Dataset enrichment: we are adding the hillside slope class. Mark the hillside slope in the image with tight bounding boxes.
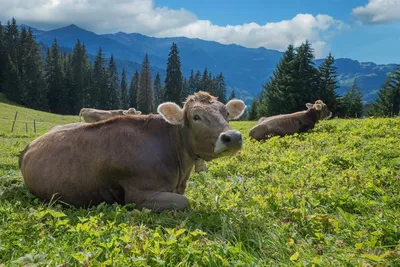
[0,93,77,137]
[0,99,399,265]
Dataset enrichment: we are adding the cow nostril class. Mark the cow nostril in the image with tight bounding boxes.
[221,134,231,143]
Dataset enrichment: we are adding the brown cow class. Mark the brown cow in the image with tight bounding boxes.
[123,108,142,115]
[50,122,208,174]
[79,108,125,123]
[249,100,331,141]
[19,92,246,212]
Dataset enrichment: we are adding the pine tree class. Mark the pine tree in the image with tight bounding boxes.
[318,52,340,114]
[201,68,211,93]
[5,18,19,64]
[46,39,66,114]
[292,41,319,110]
[93,48,108,109]
[70,40,90,112]
[120,68,129,109]
[3,18,21,102]
[371,68,400,117]
[22,28,47,110]
[248,98,259,121]
[0,21,5,92]
[194,70,201,92]
[153,72,162,108]
[215,73,227,103]
[259,44,296,116]
[137,54,154,113]
[64,52,74,114]
[186,69,196,96]
[108,55,120,109]
[129,70,139,108]
[342,79,363,118]
[229,90,236,100]
[164,42,183,104]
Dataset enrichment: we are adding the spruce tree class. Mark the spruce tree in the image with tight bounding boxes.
[129,70,139,108]
[137,54,154,113]
[318,52,340,114]
[93,48,108,109]
[153,72,162,108]
[186,69,196,96]
[371,68,400,117]
[342,79,364,118]
[5,18,19,64]
[248,98,259,121]
[201,68,211,93]
[292,41,319,110]
[229,90,236,100]
[108,55,120,109]
[164,42,183,104]
[46,39,66,114]
[64,52,74,114]
[3,19,21,102]
[70,40,90,112]
[0,21,5,92]
[215,73,227,103]
[120,68,129,109]
[194,70,201,92]
[259,44,296,116]
[22,28,47,110]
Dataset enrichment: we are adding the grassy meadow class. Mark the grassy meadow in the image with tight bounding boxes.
[0,95,399,266]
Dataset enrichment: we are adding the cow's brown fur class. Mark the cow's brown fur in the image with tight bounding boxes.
[249,100,331,141]
[19,92,245,212]
[79,108,125,123]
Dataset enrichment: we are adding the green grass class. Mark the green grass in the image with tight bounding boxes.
[0,98,399,266]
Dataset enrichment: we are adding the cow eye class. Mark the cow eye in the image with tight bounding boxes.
[227,112,230,117]
[193,115,201,121]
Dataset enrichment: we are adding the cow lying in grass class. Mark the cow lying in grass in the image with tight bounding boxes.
[249,100,331,141]
[79,107,142,123]
[19,92,246,212]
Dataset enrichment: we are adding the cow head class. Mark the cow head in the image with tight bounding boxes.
[123,108,142,115]
[158,91,246,161]
[306,100,332,120]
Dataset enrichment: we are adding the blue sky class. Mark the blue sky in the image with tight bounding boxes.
[154,0,400,64]
[1,0,399,64]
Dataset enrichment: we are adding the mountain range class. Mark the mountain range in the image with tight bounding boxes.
[27,24,398,104]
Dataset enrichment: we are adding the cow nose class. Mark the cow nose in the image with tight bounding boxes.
[221,130,242,146]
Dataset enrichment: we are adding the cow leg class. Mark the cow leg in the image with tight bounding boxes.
[194,159,208,173]
[131,191,189,213]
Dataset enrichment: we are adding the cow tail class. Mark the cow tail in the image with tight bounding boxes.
[18,143,30,169]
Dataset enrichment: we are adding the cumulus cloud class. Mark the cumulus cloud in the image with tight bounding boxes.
[0,0,344,57]
[352,0,400,24]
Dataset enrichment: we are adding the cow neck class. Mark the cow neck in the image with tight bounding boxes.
[180,125,200,161]
[305,108,318,123]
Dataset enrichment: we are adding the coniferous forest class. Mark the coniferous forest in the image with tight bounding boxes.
[0,19,227,115]
[0,19,399,117]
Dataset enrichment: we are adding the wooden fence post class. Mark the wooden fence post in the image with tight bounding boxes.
[26,122,28,133]
[11,111,18,132]
[34,120,36,133]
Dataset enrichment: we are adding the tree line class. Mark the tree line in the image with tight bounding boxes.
[247,41,400,120]
[0,18,227,115]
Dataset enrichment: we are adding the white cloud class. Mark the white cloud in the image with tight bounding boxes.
[352,0,400,24]
[0,0,344,57]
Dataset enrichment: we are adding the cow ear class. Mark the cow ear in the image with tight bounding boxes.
[226,99,246,120]
[158,102,184,125]
[306,103,313,109]
[314,104,322,110]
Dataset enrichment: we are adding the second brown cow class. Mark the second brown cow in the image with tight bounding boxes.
[249,100,331,141]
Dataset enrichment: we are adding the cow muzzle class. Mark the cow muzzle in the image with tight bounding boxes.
[214,130,243,154]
